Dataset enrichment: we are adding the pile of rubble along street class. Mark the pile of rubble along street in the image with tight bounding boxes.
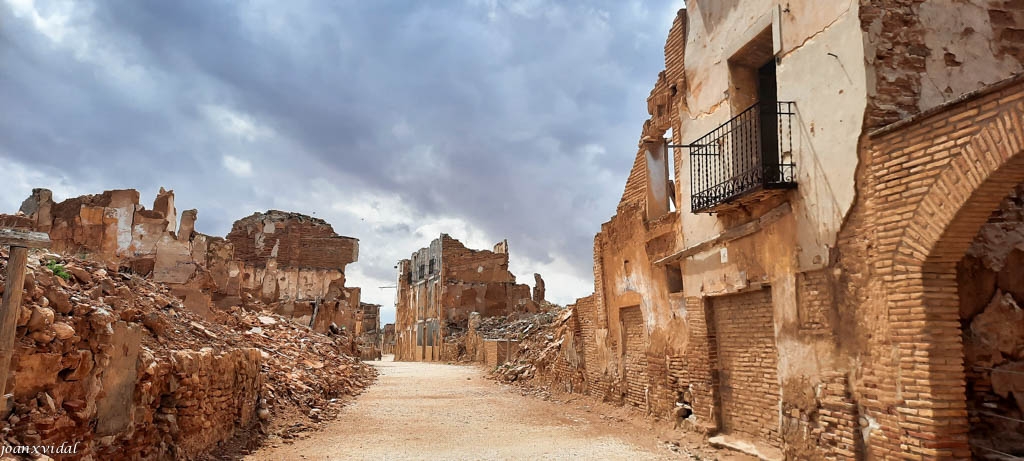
[488,304,587,393]
[0,249,375,459]
[475,303,560,341]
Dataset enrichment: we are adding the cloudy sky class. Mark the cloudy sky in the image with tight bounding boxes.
[1,0,680,324]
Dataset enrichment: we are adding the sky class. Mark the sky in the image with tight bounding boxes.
[0,0,681,325]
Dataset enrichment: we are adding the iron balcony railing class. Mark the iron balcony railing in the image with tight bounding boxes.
[688,101,796,213]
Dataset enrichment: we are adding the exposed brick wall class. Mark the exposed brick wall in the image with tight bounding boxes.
[859,0,928,129]
[835,76,1024,458]
[482,339,519,368]
[620,306,649,411]
[575,294,611,398]
[797,269,835,332]
[645,352,674,416]
[991,2,1024,63]
[592,235,607,329]
[710,289,781,448]
[814,373,860,460]
[521,305,588,394]
[663,9,686,93]
[226,211,357,270]
[440,235,515,284]
[663,297,718,430]
[11,335,262,460]
[860,0,1024,130]
[617,153,649,211]
[572,296,598,384]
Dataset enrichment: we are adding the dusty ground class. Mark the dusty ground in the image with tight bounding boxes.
[246,356,751,460]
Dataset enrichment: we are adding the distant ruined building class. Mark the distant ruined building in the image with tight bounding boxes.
[381,323,396,356]
[8,188,370,337]
[525,2,1024,459]
[393,234,540,362]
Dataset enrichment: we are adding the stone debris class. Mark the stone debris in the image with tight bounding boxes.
[8,188,370,342]
[0,250,375,460]
[484,304,587,395]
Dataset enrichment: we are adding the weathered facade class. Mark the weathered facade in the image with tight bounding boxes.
[393,235,538,362]
[12,189,363,334]
[381,323,396,356]
[354,302,382,360]
[223,210,361,332]
[0,246,374,460]
[553,3,1024,459]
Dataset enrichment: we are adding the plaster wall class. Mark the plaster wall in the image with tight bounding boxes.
[679,1,865,272]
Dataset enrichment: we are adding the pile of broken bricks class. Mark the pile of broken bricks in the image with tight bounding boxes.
[0,249,375,459]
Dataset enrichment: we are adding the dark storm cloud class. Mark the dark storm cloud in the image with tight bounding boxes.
[0,0,678,314]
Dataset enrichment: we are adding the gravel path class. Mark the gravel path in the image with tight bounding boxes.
[245,357,708,460]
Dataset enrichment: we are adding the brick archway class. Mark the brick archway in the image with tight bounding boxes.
[865,86,1024,458]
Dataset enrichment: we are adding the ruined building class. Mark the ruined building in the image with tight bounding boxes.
[12,189,363,335]
[381,323,396,355]
[223,210,361,331]
[354,302,382,360]
[538,2,1024,460]
[393,235,538,361]
[0,191,375,459]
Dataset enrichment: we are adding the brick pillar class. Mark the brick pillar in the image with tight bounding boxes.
[886,263,970,459]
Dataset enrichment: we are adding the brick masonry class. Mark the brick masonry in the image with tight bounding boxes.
[393,234,535,362]
[504,7,1024,459]
[620,306,648,411]
[226,210,357,270]
[709,289,782,448]
[836,76,1024,458]
[797,269,834,332]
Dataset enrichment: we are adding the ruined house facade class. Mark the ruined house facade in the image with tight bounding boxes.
[354,302,382,360]
[393,235,536,362]
[564,2,1024,459]
[382,323,396,355]
[12,189,363,335]
[223,210,361,330]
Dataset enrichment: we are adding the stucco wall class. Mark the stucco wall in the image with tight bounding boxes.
[678,0,864,271]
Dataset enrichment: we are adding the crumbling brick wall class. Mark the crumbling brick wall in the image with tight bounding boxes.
[439,235,514,284]
[11,190,365,335]
[491,307,587,394]
[833,75,1024,459]
[544,308,586,394]
[226,210,357,271]
[860,0,1024,130]
[859,0,928,128]
[709,290,782,448]
[796,269,836,332]
[3,259,263,460]
[482,339,519,368]
[394,235,537,362]
[620,306,649,411]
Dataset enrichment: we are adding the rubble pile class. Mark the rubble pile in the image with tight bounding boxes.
[487,305,587,394]
[0,250,375,460]
[474,305,559,341]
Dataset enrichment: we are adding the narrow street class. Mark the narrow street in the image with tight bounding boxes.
[246,358,747,461]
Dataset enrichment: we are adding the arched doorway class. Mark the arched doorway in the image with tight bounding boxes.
[855,81,1024,459]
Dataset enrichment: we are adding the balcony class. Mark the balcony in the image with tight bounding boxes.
[688,101,796,213]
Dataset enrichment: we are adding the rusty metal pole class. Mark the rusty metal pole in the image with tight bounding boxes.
[0,229,51,411]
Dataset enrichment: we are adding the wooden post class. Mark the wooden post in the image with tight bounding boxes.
[0,229,51,412]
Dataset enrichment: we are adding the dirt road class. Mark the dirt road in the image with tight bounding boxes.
[247,357,745,460]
